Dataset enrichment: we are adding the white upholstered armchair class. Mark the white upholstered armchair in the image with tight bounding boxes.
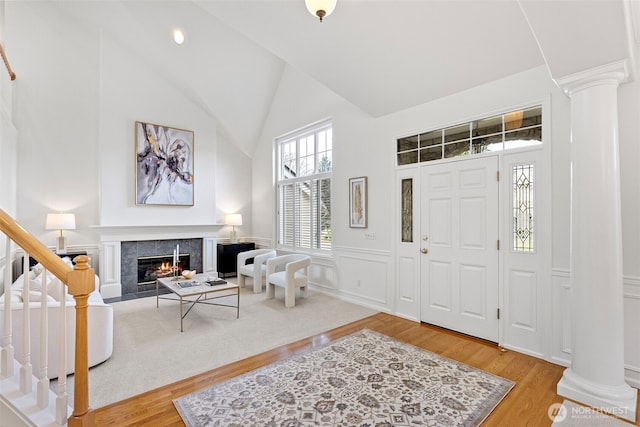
[237,249,277,293]
[266,254,311,308]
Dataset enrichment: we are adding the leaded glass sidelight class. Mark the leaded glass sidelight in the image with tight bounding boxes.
[401,178,413,242]
[512,163,534,252]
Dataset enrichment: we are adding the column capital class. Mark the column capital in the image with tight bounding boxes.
[555,59,630,97]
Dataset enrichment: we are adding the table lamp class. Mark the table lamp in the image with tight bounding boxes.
[225,213,242,243]
[45,213,76,254]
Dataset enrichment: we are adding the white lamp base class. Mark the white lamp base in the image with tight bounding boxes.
[229,229,238,244]
[55,235,67,254]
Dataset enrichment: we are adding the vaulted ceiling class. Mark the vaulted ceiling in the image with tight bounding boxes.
[52,0,639,157]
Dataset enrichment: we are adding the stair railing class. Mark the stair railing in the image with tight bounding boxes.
[0,208,94,426]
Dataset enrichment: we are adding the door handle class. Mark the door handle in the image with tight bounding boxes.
[421,248,428,254]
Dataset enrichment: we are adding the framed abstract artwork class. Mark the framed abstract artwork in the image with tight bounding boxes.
[349,176,367,228]
[135,121,194,206]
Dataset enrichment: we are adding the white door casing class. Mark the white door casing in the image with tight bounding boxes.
[420,156,499,342]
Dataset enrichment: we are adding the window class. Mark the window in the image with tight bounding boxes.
[277,120,332,252]
[401,178,413,242]
[512,163,535,252]
[397,106,542,166]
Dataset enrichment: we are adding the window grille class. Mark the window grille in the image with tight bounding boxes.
[512,163,534,252]
[277,120,332,252]
[397,106,542,166]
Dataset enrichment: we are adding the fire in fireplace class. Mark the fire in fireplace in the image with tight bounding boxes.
[137,254,191,285]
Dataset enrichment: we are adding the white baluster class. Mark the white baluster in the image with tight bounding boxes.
[55,280,68,424]
[37,267,49,408]
[1,238,14,378]
[20,255,32,393]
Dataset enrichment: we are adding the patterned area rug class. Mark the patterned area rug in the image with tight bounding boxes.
[174,329,515,426]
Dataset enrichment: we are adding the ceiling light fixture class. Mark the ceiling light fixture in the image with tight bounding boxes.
[173,30,185,45]
[305,0,337,22]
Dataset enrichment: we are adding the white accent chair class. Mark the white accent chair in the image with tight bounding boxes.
[266,254,311,308]
[237,249,277,293]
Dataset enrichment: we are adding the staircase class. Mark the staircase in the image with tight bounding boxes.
[0,209,94,426]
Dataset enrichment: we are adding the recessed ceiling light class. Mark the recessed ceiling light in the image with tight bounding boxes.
[173,30,185,45]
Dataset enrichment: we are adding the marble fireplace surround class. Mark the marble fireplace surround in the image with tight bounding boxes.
[95,225,218,299]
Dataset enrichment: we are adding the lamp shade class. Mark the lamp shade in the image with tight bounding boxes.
[305,0,337,21]
[45,213,76,230]
[225,214,243,226]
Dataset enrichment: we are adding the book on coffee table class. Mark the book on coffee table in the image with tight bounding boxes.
[176,281,198,288]
[205,278,227,286]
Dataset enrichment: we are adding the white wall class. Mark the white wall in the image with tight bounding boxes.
[4,2,252,249]
[0,0,17,290]
[98,35,218,227]
[618,64,640,278]
[216,132,253,241]
[7,1,100,248]
[617,58,640,385]
[252,65,375,247]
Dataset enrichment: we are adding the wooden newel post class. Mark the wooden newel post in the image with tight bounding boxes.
[66,256,96,427]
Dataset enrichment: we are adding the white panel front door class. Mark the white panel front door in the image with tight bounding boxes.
[420,156,499,342]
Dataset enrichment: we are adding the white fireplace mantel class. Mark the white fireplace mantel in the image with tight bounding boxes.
[94,224,221,299]
[91,224,224,242]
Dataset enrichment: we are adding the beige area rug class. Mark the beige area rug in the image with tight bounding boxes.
[173,328,515,427]
[88,284,377,408]
[551,400,634,426]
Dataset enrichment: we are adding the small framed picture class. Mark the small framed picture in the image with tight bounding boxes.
[349,176,368,228]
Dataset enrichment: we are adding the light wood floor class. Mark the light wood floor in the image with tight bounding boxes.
[94,312,639,426]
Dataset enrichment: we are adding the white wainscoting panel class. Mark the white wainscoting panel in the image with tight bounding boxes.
[333,246,392,312]
[202,237,217,274]
[397,256,417,304]
[624,277,640,388]
[99,241,121,299]
[249,237,273,250]
[551,268,572,367]
[509,269,537,332]
[551,269,640,388]
[395,252,419,320]
[502,267,544,358]
[307,254,337,291]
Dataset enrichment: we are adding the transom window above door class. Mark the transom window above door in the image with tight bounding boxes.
[397,106,542,166]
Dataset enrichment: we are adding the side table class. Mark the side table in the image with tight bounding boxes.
[217,242,255,278]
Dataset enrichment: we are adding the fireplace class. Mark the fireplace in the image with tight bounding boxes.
[137,254,191,285]
[120,238,205,295]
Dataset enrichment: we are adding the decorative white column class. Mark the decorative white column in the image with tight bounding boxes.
[556,61,637,422]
